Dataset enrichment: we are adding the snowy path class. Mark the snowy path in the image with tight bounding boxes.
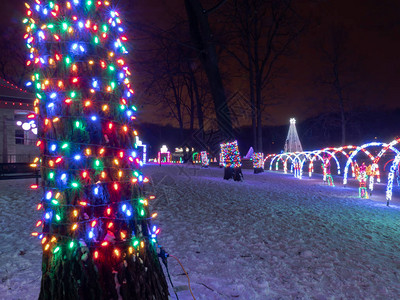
[1,165,400,299]
[149,165,400,299]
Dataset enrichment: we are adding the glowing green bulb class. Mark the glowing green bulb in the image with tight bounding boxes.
[75,121,80,128]
[94,36,99,44]
[55,214,61,221]
[49,172,54,179]
[69,241,74,249]
[94,160,101,169]
[47,24,54,29]
[23,18,28,24]
[133,171,139,177]
[133,240,139,247]
[108,65,115,71]
[65,57,71,65]
[102,25,108,32]
[86,1,92,7]
[140,209,145,216]
[71,182,79,188]
[70,91,76,98]
[49,2,54,8]
[61,143,69,149]
[131,105,137,111]
[120,105,126,110]
[110,82,115,89]
[36,83,41,89]
[62,22,68,31]
[53,246,60,253]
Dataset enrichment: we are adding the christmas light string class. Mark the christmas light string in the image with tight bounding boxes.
[25,0,162,263]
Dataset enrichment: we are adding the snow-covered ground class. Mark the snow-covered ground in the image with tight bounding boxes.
[2,164,400,299]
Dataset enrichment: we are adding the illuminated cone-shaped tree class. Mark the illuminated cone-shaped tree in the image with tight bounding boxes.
[24,1,168,299]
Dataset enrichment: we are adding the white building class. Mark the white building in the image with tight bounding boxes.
[0,78,38,163]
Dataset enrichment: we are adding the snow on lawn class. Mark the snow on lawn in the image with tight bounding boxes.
[2,165,400,299]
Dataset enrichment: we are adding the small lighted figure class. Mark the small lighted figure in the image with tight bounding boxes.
[357,162,369,199]
[322,156,334,186]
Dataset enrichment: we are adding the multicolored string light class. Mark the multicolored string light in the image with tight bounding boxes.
[200,151,209,167]
[25,0,160,262]
[252,152,264,169]
[221,140,241,168]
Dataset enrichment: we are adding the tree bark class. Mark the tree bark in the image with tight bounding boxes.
[185,0,233,139]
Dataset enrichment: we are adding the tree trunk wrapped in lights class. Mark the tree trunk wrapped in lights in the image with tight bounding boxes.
[24,1,168,299]
[200,151,209,168]
[252,152,264,174]
[221,140,242,181]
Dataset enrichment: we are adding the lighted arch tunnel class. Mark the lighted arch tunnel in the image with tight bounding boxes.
[307,149,341,178]
[262,138,400,205]
[343,142,400,190]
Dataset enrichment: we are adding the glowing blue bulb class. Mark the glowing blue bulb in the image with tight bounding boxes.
[50,93,57,99]
[151,234,156,238]
[88,231,94,239]
[29,53,34,59]
[46,191,52,200]
[45,212,50,219]
[91,116,97,121]
[92,80,98,88]
[35,5,40,11]
[122,204,126,212]
[112,21,116,27]
[152,226,156,232]
[38,233,43,239]
[43,8,48,15]
[139,161,143,167]
[74,154,81,160]
[73,0,79,4]
[126,210,131,217]
[72,43,78,50]
[118,27,124,32]
[26,82,32,87]
[111,11,115,17]
[78,22,84,28]
[79,45,85,52]
[131,151,137,157]
[119,72,124,79]
[139,175,143,182]
[50,144,56,151]
[127,91,131,97]
[40,58,45,64]
[94,187,99,195]
[61,174,67,181]
[48,103,54,108]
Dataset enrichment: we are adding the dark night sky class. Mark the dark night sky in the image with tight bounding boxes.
[2,0,400,127]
